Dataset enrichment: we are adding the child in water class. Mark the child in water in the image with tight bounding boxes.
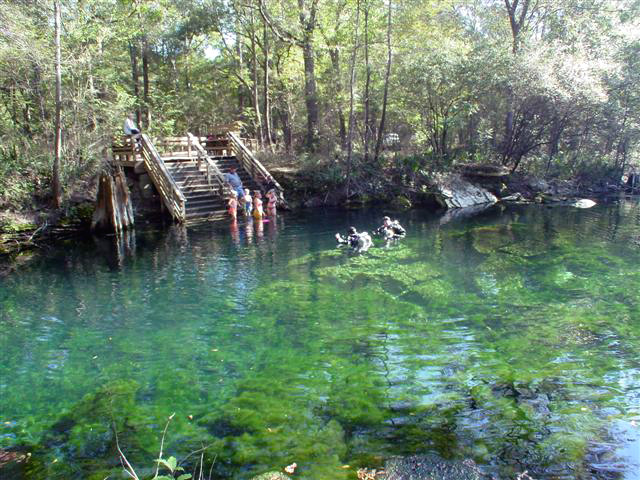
[243,188,252,217]
[265,189,277,217]
[227,190,238,221]
[253,191,264,219]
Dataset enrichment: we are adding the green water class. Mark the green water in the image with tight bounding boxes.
[1,199,639,479]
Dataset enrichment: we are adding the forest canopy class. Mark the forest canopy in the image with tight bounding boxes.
[1,0,639,208]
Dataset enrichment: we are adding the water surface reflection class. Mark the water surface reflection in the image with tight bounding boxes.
[0,198,639,479]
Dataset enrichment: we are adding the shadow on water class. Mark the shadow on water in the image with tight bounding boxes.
[1,198,639,479]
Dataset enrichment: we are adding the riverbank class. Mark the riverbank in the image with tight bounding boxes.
[0,162,630,269]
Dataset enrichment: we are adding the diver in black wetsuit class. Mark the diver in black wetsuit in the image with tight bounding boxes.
[335,227,373,253]
[374,216,406,239]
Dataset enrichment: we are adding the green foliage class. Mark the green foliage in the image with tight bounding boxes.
[2,0,638,210]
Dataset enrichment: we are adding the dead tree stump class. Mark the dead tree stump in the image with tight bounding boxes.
[91,169,134,233]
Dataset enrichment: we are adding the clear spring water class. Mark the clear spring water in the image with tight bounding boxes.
[1,199,639,479]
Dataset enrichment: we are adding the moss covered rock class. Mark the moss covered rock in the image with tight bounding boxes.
[391,195,412,210]
[383,455,483,480]
[251,472,291,480]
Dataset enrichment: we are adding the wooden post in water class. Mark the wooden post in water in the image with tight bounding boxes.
[91,169,135,233]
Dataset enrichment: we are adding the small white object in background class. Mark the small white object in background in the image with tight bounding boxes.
[573,199,596,209]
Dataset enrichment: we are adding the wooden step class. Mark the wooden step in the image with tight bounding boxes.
[184,190,219,199]
[185,207,227,219]
[185,193,223,203]
[170,173,206,181]
[180,185,221,194]
[186,201,224,211]
[160,151,198,159]
[175,179,211,188]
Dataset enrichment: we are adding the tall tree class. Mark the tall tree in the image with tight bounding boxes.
[259,0,320,151]
[373,0,393,164]
[363,0,372,162]
[263,23,275,150]
[52,0,62,208]
[346,0,362,197]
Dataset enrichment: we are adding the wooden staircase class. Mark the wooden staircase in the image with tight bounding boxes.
[164,159,227,221]
[112,132,283,223]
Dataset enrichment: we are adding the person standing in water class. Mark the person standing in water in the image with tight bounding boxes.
[227,190,238,221]
[243,188,253,217]
[252,191,264,219]
[265,189,277,217]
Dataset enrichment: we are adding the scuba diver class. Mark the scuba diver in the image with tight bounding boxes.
[374,216,406,240]
[336,227,373,253]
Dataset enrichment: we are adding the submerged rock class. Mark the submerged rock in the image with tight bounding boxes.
[382,455,484,479]
[251,472,291,480]
[0,449,26,466]
[438,203,496,225]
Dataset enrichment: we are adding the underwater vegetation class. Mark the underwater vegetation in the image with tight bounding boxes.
[0,201,639,478]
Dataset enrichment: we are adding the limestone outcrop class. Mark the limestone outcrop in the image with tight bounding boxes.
[432,174,498,209]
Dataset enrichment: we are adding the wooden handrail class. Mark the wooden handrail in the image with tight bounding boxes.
[227,132,285,203]
[112,135,139,164]
[186,132,230,197]
[139,134,186,222]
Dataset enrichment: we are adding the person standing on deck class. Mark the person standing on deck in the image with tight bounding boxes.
[224,166,245,199]
[123,113,140,137]
[123,113,141,147]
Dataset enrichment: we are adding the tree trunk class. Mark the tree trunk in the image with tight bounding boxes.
[129,42,141,125]
[373,0,392,163]
[91,170,135,233]
[250,21,264,147]
[504,0,530,55]
[236,17,246,119]
[52,0,62,208]
[263,24,274,151]
[278,106,292,154]
[142,36,151,129]
[502,0,530,164]
[329,49,347,150]
[363,1,371,162]
[545,114,566,175]
[298,0,319,151]
[22,102,32,135]
[8,87,20,130]
[346,0,361,198]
